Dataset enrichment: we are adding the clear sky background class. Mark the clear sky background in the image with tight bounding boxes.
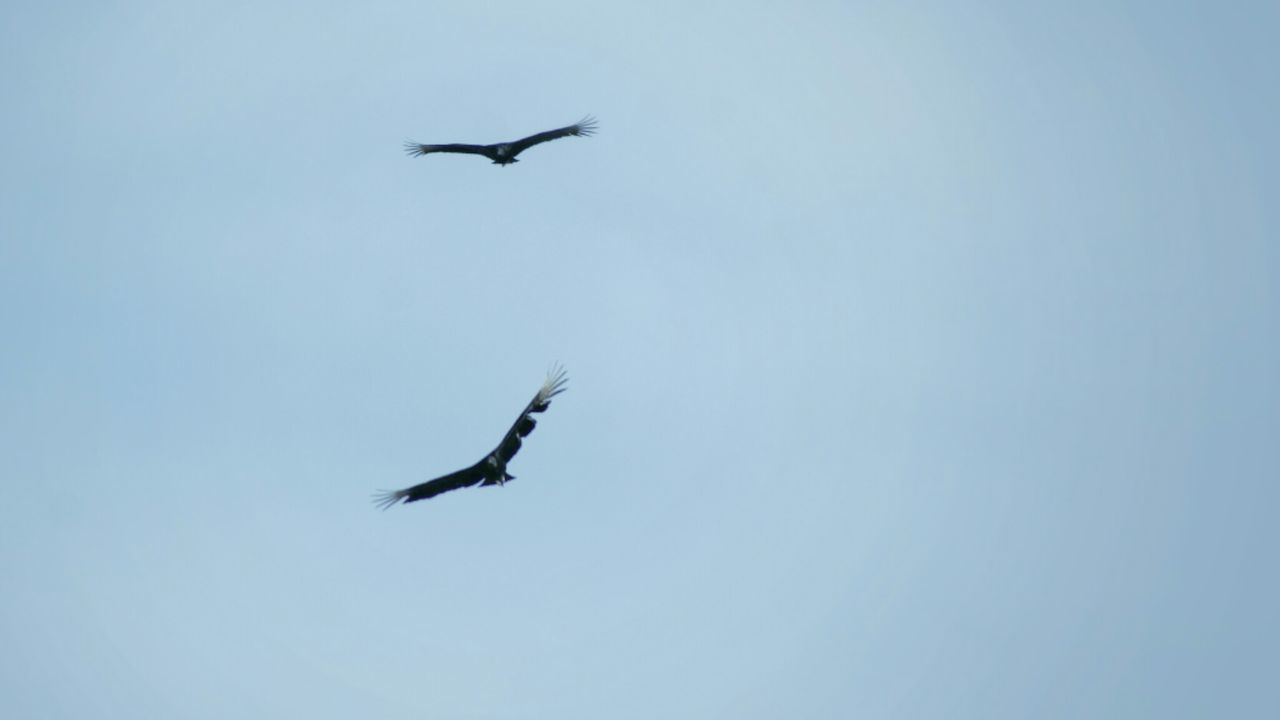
[1,1,1277,718]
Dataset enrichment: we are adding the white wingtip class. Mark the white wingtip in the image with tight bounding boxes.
[538,364,569,404]
[372,489,408,511]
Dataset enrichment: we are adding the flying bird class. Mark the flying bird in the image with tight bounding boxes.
[403,116,597,166]
[373,367,568,509]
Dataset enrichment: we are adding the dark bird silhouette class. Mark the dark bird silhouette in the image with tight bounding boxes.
[373,367,568,509]
[403,116,597,166]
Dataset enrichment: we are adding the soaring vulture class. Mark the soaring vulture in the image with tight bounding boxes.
[403,116,597,166]
[373,367,568,509]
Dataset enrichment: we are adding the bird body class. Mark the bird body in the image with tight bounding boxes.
[404,117,596,165]
[373,367,568,508]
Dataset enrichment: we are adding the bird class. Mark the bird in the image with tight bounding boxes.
[403,116,597,166]
[373,366,568,509]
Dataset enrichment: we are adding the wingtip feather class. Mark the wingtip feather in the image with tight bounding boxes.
[574,115,598,137]
[372,489,408,510]
[539,364,569,403]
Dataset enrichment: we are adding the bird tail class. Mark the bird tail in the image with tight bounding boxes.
[372,488,408,510]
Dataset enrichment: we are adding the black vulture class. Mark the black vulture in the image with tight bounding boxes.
[403,116,597,166]
[373,367,568,509]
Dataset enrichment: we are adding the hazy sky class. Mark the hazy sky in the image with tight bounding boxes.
[2,1,1277,718]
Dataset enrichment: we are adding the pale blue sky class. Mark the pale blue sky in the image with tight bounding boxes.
[1,1,1277,718]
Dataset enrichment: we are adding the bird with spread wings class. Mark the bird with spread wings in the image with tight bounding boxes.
[403,116,596,166]
[373,367,568,509]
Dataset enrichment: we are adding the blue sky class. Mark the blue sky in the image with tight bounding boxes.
[1,1,1277,718]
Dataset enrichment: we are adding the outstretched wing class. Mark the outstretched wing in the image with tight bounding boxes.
[403,141,493,158]
[372,462,486,509]
[508,116,597,155]
[481,365,569,484]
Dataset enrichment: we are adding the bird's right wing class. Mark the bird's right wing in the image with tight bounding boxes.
[403,142,492,158]
[372,462,486,509]
[508,116,597,154]
[491,365,569,466]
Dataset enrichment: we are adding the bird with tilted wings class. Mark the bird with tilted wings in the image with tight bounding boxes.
[373,366,568,509]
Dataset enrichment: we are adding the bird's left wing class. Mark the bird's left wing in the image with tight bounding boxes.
[372,461,487,509]
[403,142,492,158]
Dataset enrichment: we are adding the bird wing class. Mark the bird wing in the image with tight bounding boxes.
[481,365,569,484]
[507,116,597,155]
[403,141,494,158]
[372,462,487,509]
